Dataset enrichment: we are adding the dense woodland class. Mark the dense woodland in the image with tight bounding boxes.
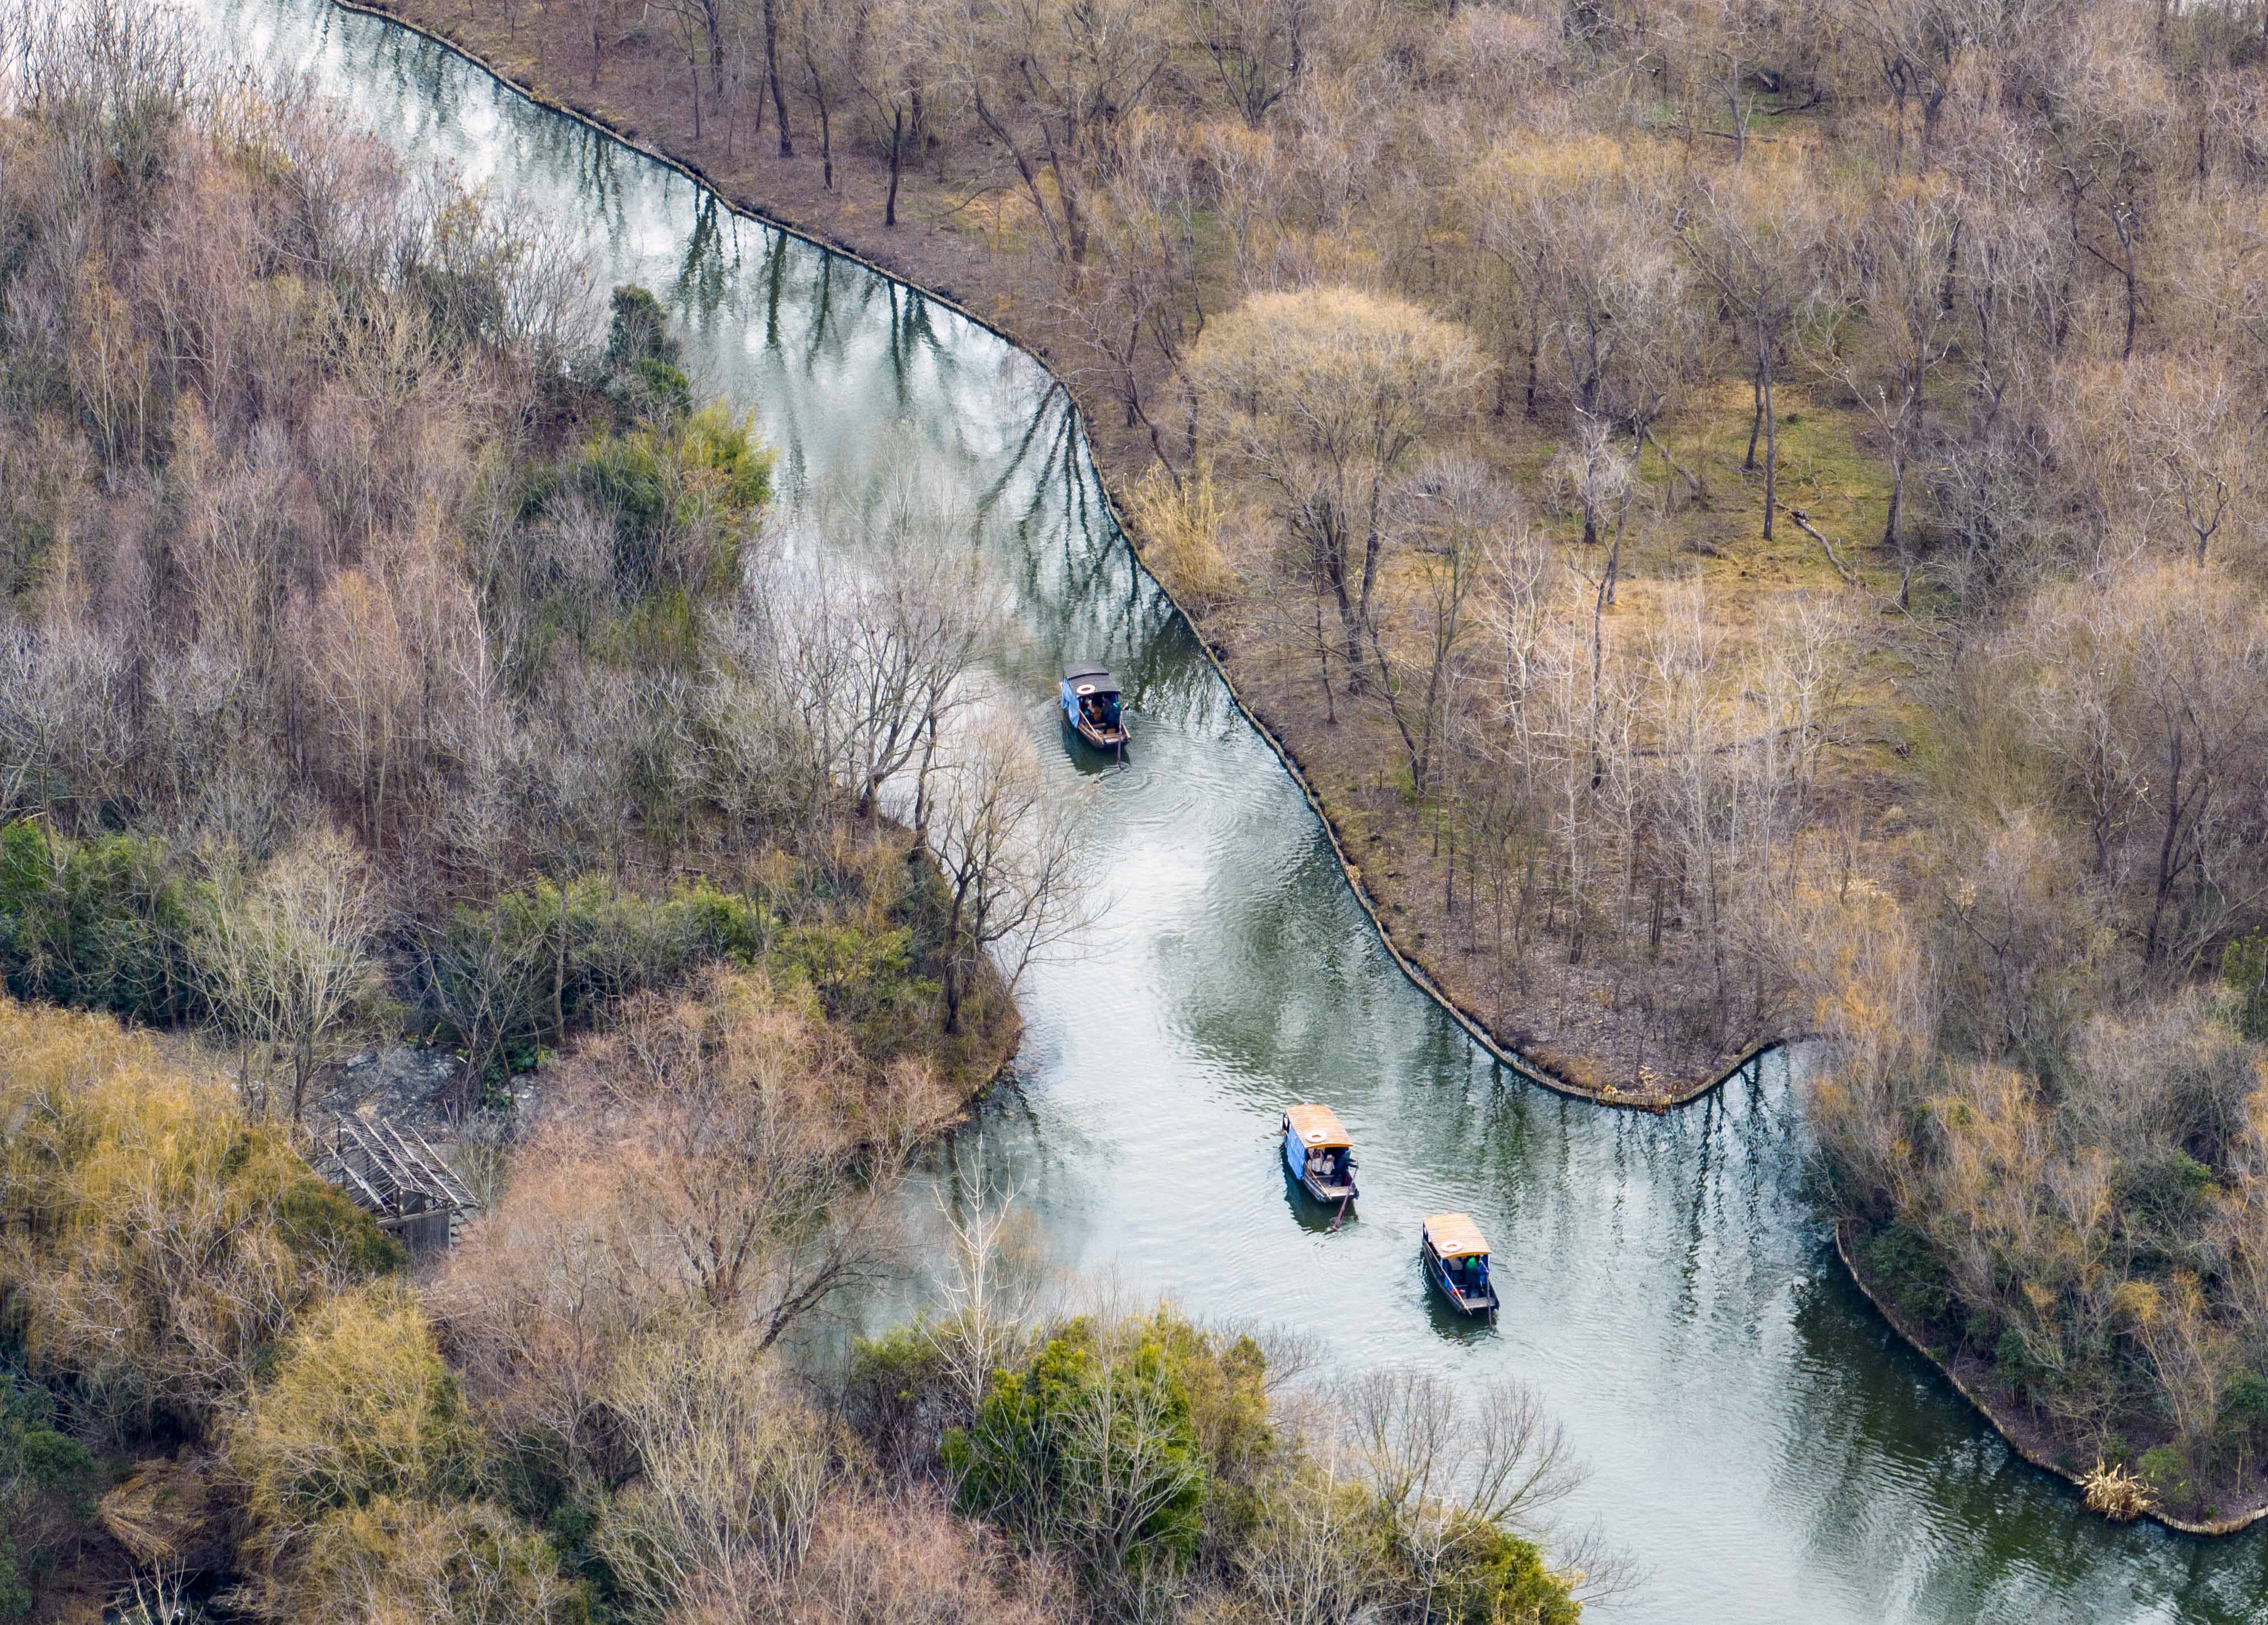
[0,0,1084,1106]
[0,6,1590,1622]
[408,0,2268,1523]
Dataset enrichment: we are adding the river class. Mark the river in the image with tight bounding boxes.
[179,1,2268,1616]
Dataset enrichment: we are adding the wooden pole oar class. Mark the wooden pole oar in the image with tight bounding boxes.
[1330,1188,1351,1232]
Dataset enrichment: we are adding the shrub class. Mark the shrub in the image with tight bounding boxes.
[574,404,770,606]
[228,1284,587,1622]
[1994,1329,2039,1396]
[945,1317,1209,1597]
[0,1000,402,1439]
[2221,932,2268,1040]
[291,1494,590,1625]
[2134,1444,2194,1507]
[2081,1459,2153,1520]
[2218,1371,2268,1484]
[422,878,697,1087]
[0,821,203,1024]
[842,1327,958,1477]
[591,1326,841,1619]
[231,1285,487,1542]
[1423,1510,1582,1625]
[601,283,686,427]
[2113,1149,2219,1242]
[0,1371,98,1620]
[1862,1223,1954,1328]
[773,921,928,1030]
[423,874,793,1091]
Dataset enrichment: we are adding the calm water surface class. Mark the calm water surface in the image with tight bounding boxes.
[183,2,2268,1616]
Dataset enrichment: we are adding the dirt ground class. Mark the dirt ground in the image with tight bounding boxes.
[340,0,1924,1105]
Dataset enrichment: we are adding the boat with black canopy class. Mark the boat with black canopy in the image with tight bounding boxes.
[1060,661,1129,751]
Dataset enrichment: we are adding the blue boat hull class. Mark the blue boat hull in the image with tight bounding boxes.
[1282,1126,1356,1205]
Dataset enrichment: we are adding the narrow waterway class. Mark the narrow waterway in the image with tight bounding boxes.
[184,2,2268,1616]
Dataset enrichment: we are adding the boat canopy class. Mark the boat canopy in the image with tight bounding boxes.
[1423,1212,1489,1260]
[1285,1103,1352,1151]
[1062,660,1121,696]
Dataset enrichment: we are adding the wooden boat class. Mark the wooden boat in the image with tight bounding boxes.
[1060,661,1129,750]
[1420,1213,1497,1316]
[1281,1104,1358,1206]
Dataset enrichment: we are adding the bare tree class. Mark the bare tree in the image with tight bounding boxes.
[923,1171,1050,1419]
[1805,179,1963,601]
[832,0,933,226]
[1192,286,1484,695]
[1184,0,1308,127]
[1679,160,1828,544]
[925,713,1092,1034]
[1072,112,1207,471]
[197,828,383,1123]
[1337,1365,1631,1606]
[1367,457,1514,797]
[956,0,1169,264]
[602,972,932,1347]
[756,486,997,828]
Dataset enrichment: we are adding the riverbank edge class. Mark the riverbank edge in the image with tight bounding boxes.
[938,973,1024,1123]
[302,0,2265,1549]
[318,0,1783,1114]
[1832,1218,2268,1537]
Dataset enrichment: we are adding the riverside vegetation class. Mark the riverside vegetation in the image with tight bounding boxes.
[361,0,2268,1528]
[344,0,2268,1532]
[0,994,1594,1623]
[0,6,1590,1621]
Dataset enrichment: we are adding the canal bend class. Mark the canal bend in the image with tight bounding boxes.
[186,2,2268,1617]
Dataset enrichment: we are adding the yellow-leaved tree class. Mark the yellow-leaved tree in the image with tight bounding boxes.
[0,1000,401,1442]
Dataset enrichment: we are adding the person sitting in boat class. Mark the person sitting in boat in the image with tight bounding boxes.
[1450,1255,1489,1297]
[1082,693,1119,731]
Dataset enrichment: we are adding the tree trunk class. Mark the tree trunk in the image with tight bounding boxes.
[553,883,569,1044]
[1745,351,1765,470]
[885,106,903,226]
[1524,263,1543,418]
[1602,429,1637,605]
[2144,724,2188,967]
[763,0,793,157]
[2116,210,2139,360]
[1759,326,1778,541]
[1320,528,1363,693]
[1885,432,1906,548]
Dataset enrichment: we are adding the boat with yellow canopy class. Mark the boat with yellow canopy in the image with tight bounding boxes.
[1281,1103,1359,1207]
[1420,1212,1496,1316]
